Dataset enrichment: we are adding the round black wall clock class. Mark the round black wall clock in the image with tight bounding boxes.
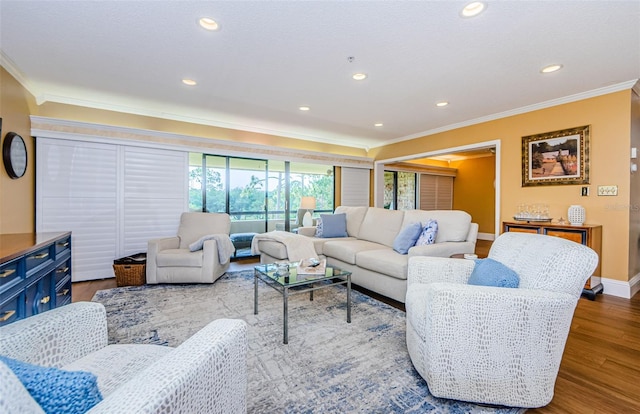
[3,132,28,179]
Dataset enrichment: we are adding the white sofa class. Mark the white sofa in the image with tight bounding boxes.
[255,206,478,302]
[0,302,248,414]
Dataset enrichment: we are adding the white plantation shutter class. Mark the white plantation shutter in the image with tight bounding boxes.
[341,167,370,206]
[419,174,453,210]
[37,139,119,281]
[122,146,187,254]
[37,138,187,281]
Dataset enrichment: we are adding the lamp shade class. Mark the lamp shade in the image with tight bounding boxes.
[300,196,316,210]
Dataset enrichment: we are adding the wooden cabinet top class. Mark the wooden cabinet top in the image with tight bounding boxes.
[503,221,601,230]
[0,232,71,264]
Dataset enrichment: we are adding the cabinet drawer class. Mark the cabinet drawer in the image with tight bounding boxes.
[545,229,586,244]
[26,246,53,274]
[0,258,21,293]
[56,276,72,307]
[55,236,71,256]
[54,258,71,285]
[0,289,23,326]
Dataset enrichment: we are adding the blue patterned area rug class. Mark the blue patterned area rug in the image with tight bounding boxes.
[92,270,525,414]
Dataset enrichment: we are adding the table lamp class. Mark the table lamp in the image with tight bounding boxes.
[300,196,316,227]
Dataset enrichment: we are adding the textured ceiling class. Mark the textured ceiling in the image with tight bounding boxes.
[1,1,639,150]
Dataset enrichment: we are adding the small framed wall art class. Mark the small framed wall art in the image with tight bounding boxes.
[521,125,590,187]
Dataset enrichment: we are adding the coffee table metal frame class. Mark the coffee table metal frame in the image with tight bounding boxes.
[253,262,351,344]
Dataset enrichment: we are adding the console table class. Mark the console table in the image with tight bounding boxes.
[0,232,72,326]
[502,221,603,300]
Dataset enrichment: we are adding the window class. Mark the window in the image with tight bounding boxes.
[384,171,416,210]
[189,153,334,233]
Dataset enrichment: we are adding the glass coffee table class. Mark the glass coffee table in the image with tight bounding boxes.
[254,262,351,344]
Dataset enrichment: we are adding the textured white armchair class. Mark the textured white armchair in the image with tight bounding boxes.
[405,232,598,408]
[0,302,248,414]
[147,212,235,284]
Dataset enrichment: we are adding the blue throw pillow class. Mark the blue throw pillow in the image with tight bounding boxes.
[320,213,348,238]
[415,219,438,246]
[392,222,423,254]
[468,258,520,288]
[0,355,103,414]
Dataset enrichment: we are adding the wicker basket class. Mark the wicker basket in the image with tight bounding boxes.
[113,253,147,286]
[113,264,146,287]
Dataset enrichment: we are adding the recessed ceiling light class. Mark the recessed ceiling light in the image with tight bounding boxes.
[461,2,486,18]
[352,73,368,81]
[199,17,219,31]
[182,79,197,86]
[299,106,310,111]
[374,123,383,127]
[436,101,449,107]
[541,64,563,73]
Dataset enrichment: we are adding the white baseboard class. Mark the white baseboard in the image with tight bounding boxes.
[600,273,640,299]
[477,232,495,241]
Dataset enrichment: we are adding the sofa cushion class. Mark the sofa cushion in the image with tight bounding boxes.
[334,206,369,237]
[0,355,103,414]
[355,249,409,280]
[309,236,355,255]
[319,213,348,238]
[357,207,405,247]
[323,239,387,265]
[393,222,423,254]
[156,249,203,267]
[63,344,172,398]
[402,210,472,243]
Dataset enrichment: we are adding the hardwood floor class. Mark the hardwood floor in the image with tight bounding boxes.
[72,240,640,412]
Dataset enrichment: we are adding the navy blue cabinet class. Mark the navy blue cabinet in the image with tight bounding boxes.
[0,232,72,326]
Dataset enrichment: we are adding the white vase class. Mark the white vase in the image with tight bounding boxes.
[568,205,585,226]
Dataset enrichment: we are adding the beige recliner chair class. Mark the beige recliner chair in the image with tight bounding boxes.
[147,212,234,284]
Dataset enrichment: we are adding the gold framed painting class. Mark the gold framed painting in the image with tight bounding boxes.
[521,125,590,187]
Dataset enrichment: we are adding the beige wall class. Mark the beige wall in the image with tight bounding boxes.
[0,67,36,233]
[371,90,633,282]
[450,155,495,235]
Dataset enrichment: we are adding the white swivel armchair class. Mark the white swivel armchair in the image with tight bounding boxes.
[405,232,598,408]
[0,302,248,414]
[147,212,235,284]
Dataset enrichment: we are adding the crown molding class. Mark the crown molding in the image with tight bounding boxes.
[29,116,374,169]
[32,93,374,150]
[0,51,40,98]
[374,79,640,149]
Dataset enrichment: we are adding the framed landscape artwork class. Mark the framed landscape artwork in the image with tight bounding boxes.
[521,125,590,187]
